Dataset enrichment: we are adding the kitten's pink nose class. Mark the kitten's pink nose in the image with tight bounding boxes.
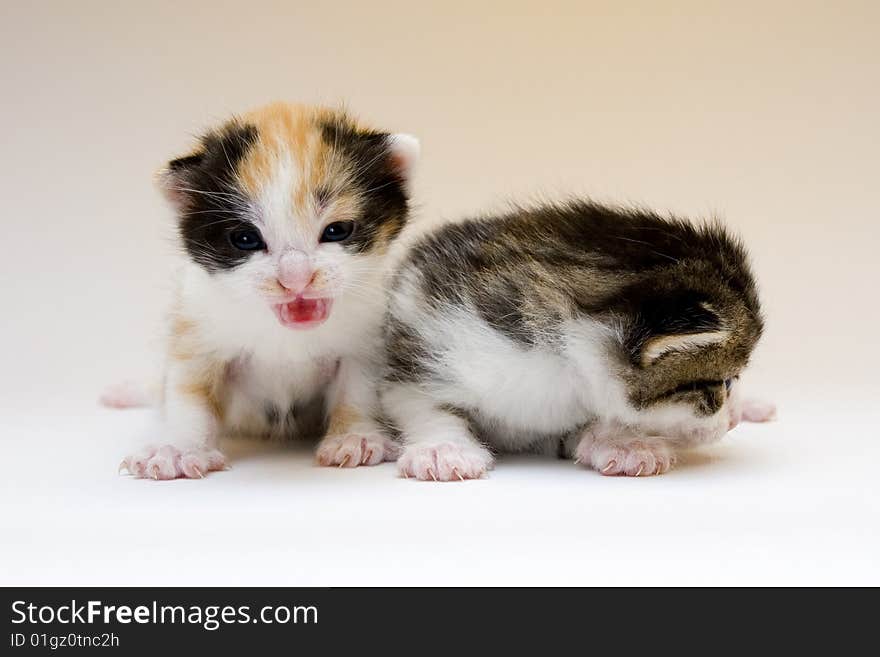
[278,251,316,294]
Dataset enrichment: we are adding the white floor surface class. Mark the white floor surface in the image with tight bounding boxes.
[3,389,877,586]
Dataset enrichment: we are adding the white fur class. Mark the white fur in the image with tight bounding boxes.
[382,272,743,480]
[386,134,420,187]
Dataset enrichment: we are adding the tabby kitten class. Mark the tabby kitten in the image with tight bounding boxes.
[382,201,775,480]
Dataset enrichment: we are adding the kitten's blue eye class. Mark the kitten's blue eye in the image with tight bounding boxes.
[724,379,733,391]
[229,228,265,251]
[320,221,355,243]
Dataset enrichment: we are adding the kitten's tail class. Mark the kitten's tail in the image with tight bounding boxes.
[99,380,160,409]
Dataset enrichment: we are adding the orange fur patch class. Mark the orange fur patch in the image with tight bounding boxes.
[169,313,199,361]
[372,217,405,254]
[326,404,362,436]
[235,103,362,227]
[258,278,288,296]
[178,361,225,420]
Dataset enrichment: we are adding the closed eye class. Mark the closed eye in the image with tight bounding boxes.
[668,379,724,396]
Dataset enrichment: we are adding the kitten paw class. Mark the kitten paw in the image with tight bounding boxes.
[577,438,676,477]
[741,398,777,423]
[120,445,226,480]
[398,442,494,481]
[316,432,400,467]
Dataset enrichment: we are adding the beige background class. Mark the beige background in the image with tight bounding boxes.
[2,1,878,407]
[1,1,879,586]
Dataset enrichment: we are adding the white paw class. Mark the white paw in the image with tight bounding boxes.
[316,432,400,467]
[741,398,777,423]
[120,445,226,480]
[577,438,676,477]
[398,442,494,482]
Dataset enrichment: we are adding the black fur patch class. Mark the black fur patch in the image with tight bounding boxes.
[168,153,204,170]
[619,289,723,366]
[319,118,409,253]
[169,122,260,272]
[399,220,561,347]
[474,278,537,346]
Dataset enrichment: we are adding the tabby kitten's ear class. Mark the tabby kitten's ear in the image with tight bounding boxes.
[629,292,729,367]
[641,327,731,366]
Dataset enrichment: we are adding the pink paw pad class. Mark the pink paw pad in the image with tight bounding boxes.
[315,432,400,467]
[120,445,226,480]
[398,442,494,482]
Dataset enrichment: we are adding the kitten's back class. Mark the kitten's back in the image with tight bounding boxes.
[389,201,763,400]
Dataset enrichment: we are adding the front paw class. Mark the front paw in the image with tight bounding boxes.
[577,437,675,477]
[398,442,494,482]
[741,398,777,423]
[316,431,400,467]
[120,445,227,480]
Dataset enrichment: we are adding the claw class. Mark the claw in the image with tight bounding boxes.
[601,460,617,474]
[338,454,350,468]
[362,449,373,465]
[150,465,159,480]
[192,466,204,479]
[573,457,582,465]
[402,470,409,479]
[428,468,437,482]
[453,467,465,482]
[118,460,128,475]
[635,463,644,477]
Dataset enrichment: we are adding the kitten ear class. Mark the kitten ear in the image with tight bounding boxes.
[641,329,730,366]
[385,133,420,186]
[630,297,728,366]
[155,152,204,210]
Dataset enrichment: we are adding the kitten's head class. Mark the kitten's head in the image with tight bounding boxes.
[160,102,419,329]
[621,262,764,442]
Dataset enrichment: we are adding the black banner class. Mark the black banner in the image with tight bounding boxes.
[0,587,868,653]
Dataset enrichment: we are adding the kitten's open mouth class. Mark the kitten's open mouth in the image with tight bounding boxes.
[273,297,333,329]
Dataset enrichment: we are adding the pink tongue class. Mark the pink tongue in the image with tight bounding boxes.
[284,298,321,323]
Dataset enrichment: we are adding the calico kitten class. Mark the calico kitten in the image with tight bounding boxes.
[115,102,419,479]
[382,201,775,480]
